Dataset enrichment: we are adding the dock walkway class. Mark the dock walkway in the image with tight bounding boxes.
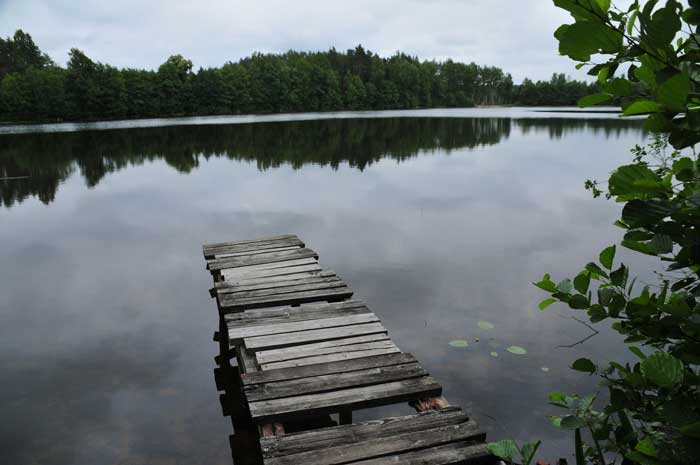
[204,234,494,465]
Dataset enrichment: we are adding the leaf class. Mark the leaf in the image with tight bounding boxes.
[623,99,660,115]
[672,157,695,181]
[554,22,624,61]
[622,240,658,256]
[680,422,700,438]
[561,415,587,429]
[574,271,591,293]
[635,437,657,458]
[585,262,608,278]
[578,92,613,107]
[609,264,627,287]
[629,346,647,359]
[554,0,609,22]
[487,439,518,462]
[609,165,663,198]
[598,286,617,305]
[557,279,573,294]
[534,276,557,293]
[634,64,656,86]
[640,352,684,388]
[623,200,675,227]
[600,245,616,270]
[657,72,690,112]
[571,358,597,373]
[644,2,682,49]
[587,304,607,322]
[507,345,527,355]
[520,440,542,465]
[650,233,673,254]
[627,8,639,34]
[548,392,569,408]
[478,321,495,330]
[605,78,632,96]
[539,298,557,311]
[448,340,469,348]
[568,294,590,309]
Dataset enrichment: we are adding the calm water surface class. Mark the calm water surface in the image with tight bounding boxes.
[0,108,648,464]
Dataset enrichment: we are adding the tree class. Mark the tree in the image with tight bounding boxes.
[0,30,52,79]
[0,29,589,122]
[490,2,700,465]
[156,54,193,116]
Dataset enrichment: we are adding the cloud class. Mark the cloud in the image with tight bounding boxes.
[1,1,587,85]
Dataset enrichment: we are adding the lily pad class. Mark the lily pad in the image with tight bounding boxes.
[478,321,495,330]
[449,340,469,348]
[507,345,527,355]
[490,351,499,358]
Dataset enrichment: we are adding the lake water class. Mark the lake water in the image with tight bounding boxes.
[0,108,648,464]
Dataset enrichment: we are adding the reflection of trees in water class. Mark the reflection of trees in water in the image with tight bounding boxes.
[0,117,640,208]
[517,117,639,140]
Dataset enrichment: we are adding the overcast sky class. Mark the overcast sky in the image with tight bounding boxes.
[1,0,592,82]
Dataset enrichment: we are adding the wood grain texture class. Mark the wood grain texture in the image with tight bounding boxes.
[220,287,354,311]
[245,362,426,402]
[228,314,380,343]
[263,421,484,465]
[259,347,402,370]
[244,322,386,350]
[220,263,322,282]
[260,407,468,457]
[256,338,394,365]
[208,248,318,271]
[248,376,442,422]
[241,353,418,385]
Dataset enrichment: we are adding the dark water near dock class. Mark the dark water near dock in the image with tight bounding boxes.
[0,108,647,464]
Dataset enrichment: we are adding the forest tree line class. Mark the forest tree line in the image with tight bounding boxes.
[0,30,600,122]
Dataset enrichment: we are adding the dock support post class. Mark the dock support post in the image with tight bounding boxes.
[339,409,352,425]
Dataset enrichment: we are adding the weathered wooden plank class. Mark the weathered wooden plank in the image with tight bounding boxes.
[216,271,336,291]
[245,362,426,402]
[220,287,354,311]
[255,333,388,357]
[204,234,297,250]
[217,275,342,295]
[241,353,418,385]
[263,421,484,465]
[349,442,490,465]
[225,305,371,331]
[203,235,301,256]
[259,347,402,370]
[228,314,380,342]
[211,245,302,260]
[235,345,258,373]
[221,279,348,300]
[256,338,394,365]
[224,300,367,324]
[220,259,320,279]
[208,248,318,271]
[244,322,386,351]
[248,376,442,422]
[260,407,468,458]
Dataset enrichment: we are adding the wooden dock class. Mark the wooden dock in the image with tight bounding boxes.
[204,234,495,465]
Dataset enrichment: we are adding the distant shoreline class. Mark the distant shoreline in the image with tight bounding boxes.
[0,105,621,127]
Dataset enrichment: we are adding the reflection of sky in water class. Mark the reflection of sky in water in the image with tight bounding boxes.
[0,113,650,463]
